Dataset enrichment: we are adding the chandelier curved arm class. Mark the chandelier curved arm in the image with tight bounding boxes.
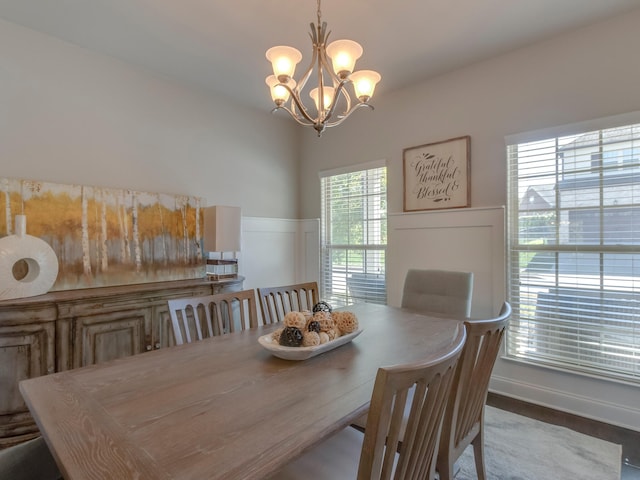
[270,104,316,127]
[292,23,322,97]
[316,40,354,122]
[286,84,323,125]
[320,78,350,124]
[269,83,374,134]
[324,102,374,129]
[284,23,327,124]
[269,82,326,127]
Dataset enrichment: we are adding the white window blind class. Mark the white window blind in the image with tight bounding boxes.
[506,119,640,384]
[320,164,387,308]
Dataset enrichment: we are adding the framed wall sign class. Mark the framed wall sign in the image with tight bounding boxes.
[403,135,470,212]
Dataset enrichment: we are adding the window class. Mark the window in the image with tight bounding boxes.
[506,117,640,384]
[320,162,387,308]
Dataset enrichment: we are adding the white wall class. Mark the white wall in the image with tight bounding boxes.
[299,9,640,218]
[299,10,640,430]
[0,18,300,218]
[387,207,505,318]
[240,217,319,292]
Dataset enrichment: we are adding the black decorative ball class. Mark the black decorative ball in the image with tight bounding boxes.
[312,301,332,313]
[307,320,321,334]
[279,327,303,347]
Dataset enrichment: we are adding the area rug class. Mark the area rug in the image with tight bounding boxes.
[455,406,622,480]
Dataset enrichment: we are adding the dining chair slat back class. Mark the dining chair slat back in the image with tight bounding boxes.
[436,302,511,480]
[401,269,474,318]
[167,289,259,345]
[258,282,319,324]
[271,324,467,480]
[361,324,466,480]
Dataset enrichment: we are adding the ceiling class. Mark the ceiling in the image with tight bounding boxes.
[1,0,639,112]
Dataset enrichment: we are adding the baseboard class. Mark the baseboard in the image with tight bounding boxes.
[490,374,640,433]
[487,392,640,467]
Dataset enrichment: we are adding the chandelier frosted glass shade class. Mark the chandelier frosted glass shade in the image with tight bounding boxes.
[309,86,336,113]
[325,39,362,78]
[265,46,302,82]
[265,75,295,105]
[264,0,380,136]
[350,70,382,102]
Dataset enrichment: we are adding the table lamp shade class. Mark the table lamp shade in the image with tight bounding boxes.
[203,206,241,253]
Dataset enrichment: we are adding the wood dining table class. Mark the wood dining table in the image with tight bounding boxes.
[19,302,462,480]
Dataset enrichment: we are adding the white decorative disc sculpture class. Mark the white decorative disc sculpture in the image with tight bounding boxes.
[0,215,59,301]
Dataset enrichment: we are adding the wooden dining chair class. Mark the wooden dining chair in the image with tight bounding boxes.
[257,281,319,324]
[436,301,512,480]
[167,289,259,345]
[401,269,474,318]
[269,324,467,480]
[0,436,62,480]
[350,268,473,434]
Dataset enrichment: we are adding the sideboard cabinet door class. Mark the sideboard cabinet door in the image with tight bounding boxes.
[0,322,55,447]
[72,309,149,368]
[0,277,244,448]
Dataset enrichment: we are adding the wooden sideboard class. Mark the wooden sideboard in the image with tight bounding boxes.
[0,277,244,448]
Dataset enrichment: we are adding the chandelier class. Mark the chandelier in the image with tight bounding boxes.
[265,0,381,137]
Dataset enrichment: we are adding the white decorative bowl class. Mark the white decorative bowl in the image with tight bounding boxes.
[258,328,363,361]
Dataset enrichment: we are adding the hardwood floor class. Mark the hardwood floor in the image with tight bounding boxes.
[487,392,640,479]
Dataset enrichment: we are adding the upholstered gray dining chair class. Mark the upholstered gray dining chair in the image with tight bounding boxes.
[349,269,474,434]
[401,269,474,318]
[0,437,61,480]
[269,324,467,480]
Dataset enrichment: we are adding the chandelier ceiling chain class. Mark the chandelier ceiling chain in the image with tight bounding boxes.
[265,0,381,137]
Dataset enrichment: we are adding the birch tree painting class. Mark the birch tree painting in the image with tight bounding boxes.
[3,178,11,235]
[0,177,205,290]
[81,185,92,277]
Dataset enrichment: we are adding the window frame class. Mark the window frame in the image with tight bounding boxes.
[319,160,387,308]
[505,112,640,385]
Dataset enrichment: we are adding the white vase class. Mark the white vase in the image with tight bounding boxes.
[0,215,59,301]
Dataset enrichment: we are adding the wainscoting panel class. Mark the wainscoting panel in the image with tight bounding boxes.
[387,206,506,317]
[239,217,319,291]
[387,206,640,431]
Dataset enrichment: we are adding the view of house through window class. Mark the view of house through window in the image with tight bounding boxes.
[506,117,640,383]
[320,162,387,308]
